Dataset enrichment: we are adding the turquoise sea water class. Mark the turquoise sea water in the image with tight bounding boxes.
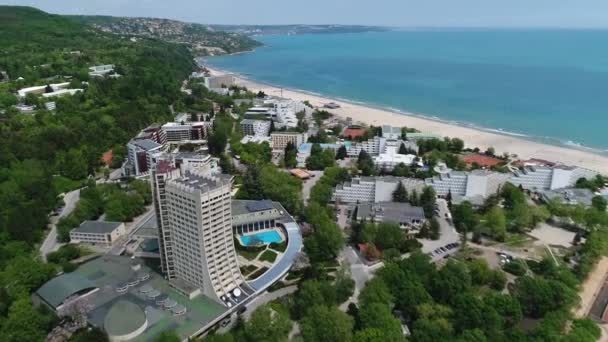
[206,30,608,152]
[240,230,283,246]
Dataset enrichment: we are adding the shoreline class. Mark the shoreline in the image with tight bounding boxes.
[206,66,608,174]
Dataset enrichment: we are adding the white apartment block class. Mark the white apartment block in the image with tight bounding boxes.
[466,170,511,198]
[509,165,597,191]
[425,171,469,197]
[240,119,271,137]
[333,176,425,204]
[374,153,416,172]
[346,136,418,158]
[203,75,236,89]
[270,132,308,151]
[264,98,305,129]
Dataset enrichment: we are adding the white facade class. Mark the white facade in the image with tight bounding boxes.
[382,125,402,139]
[346,136,418,158]
[89,64,115,77]
[203,75,235,89]
[374,153,416,171]
[270,132,308,151]
[333,176,426,204]
[465,170,511,198]
[69,221,126,246]
[152,166,246,305]
[240,119,271,137]
[17,82,70,98]
[509,165,597,191]
[264,98,305,129]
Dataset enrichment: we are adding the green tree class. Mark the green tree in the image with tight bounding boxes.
[591,195,607,212]
[0,298,54,342]
[56,148,88,180]
[357,150,375,176]
[336,145,347,160]
[244,304,292,342]
[513,276,577,318]
[359,277,393,307]
[452,201,478,233]
[420,186,437,219]
[483,206,507,241]
[359,302,405,342]
[301,305,354,342]
[392,182,409,203]
[284,141,297,168]
[374,223,404,251]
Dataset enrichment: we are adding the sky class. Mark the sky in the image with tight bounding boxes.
[2,0,608,28]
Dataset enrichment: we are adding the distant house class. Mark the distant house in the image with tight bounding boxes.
[89,64,116,77]
[70,221,126,246]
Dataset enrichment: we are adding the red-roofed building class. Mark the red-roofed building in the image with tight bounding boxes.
[101,150,113,167]
[343,126,366,140]
[461,154,503,168]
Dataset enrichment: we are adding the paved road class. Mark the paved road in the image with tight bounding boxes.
[419,199,461,261]
[40,189,81,260]
[338,246,375,310]
[302,170,324,203]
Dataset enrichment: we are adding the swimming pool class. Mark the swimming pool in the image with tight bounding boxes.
[240,230,283,246]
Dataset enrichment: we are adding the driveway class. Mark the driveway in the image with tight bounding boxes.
[338,246,375,310]
[40,188,81,260]
[419,199,461,261]
[302,170,324,203]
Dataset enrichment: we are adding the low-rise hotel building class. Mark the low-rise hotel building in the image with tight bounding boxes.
[69,221,126,246]
[240,119,271,137]
[271,132,308,151]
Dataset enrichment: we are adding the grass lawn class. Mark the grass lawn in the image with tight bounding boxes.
[240,265,258,276]
[237,249,262,261]
[260,249,278,263]
[270,241,287,253]
[52,175,85,194]
[247,266,268,280]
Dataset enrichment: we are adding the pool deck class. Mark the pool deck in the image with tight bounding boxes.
[247,215,303,291]
[238,228,285,246]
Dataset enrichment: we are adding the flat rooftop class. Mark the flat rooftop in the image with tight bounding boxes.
[36,256,228,341]
[73,220,122,234]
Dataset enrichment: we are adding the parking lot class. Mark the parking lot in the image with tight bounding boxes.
[420,199,461,261]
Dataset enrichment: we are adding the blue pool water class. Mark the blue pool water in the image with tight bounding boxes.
[240,230,283,246]
[207,30,608,153]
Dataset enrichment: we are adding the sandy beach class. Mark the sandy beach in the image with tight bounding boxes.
[208,68,608,174]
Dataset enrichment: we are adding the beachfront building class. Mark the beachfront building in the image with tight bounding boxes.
[69,221,126,246]
[355,202,426,229]
[264,97,306,129]
[126,138,165,176]
[240,119,271,137]
[509,165,597,191]
[346,136,418,158]
[243,106,274,120]
[203,74,236,90]
[405,132,442,142]
[382,125,402,139]
[270,132,308,151]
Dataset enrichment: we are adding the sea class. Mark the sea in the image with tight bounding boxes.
[205,29,608,153]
